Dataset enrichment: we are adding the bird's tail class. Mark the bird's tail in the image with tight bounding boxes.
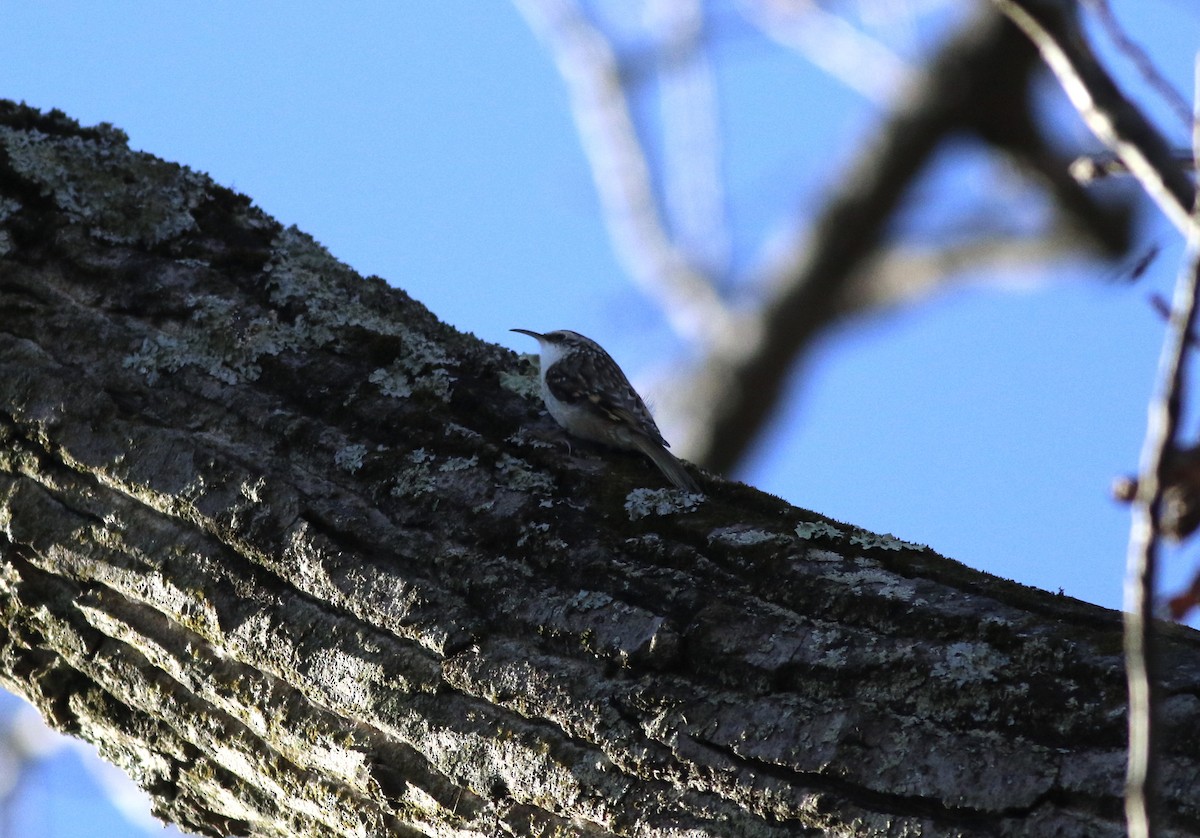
[633,436,702,494]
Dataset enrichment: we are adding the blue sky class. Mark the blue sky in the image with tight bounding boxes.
[1,2,1197,835]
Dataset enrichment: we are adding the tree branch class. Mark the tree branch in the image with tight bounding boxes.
[1086,0,1193,129]
[515,1,1134,474]
[679,4,1132,471]
[1118,61,1200,838]
[513,0,735,342]
[1121,235,1200,838]
[736,0,912,107]
[2,100,1199,837]
[993,5,1200,834]
[993,0,1196,237]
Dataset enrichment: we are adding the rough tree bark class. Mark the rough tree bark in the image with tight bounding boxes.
[1,102,1199,837]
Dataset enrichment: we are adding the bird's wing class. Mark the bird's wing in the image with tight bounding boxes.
[544,347,669,447]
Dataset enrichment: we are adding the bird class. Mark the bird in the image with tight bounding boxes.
[511,329,701,493]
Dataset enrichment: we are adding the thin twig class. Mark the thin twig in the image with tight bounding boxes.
[993,0,1196,238]
[1070,150,1195,184]
[1086,0,1193,128]
[1123,206,1200,838]
[1118,56,1200,838]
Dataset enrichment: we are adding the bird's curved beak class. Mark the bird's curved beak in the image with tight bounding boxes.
[510,328,545,340]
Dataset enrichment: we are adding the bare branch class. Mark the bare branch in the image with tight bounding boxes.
[649,0,731,279]
[1086,0,1193,129]
[1070,150,1195,183]
[518,0,1134,473]
[1117,60,1200,838]
[1122,214,1200,838]
[736,0,913,106]
[513,0,736,342]
[843,223,1099,315]
[674,4,1131,470]
[993,0,1197,237]
[4,96,1200,838]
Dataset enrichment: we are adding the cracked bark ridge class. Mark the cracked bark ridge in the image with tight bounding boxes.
[1,100,1198,837]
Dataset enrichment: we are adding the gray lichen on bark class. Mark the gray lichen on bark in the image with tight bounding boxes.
[2,101,1200,837]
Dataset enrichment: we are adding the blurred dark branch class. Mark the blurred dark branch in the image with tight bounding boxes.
[515,1,1137,474]
[684,4,1131,472]
[993,0,1196,236]
[973,88,1133,251]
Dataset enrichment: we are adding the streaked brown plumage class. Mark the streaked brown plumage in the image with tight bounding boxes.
[512,329,700,493]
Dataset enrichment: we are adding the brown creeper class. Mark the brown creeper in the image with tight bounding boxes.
[512,329,700,493]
